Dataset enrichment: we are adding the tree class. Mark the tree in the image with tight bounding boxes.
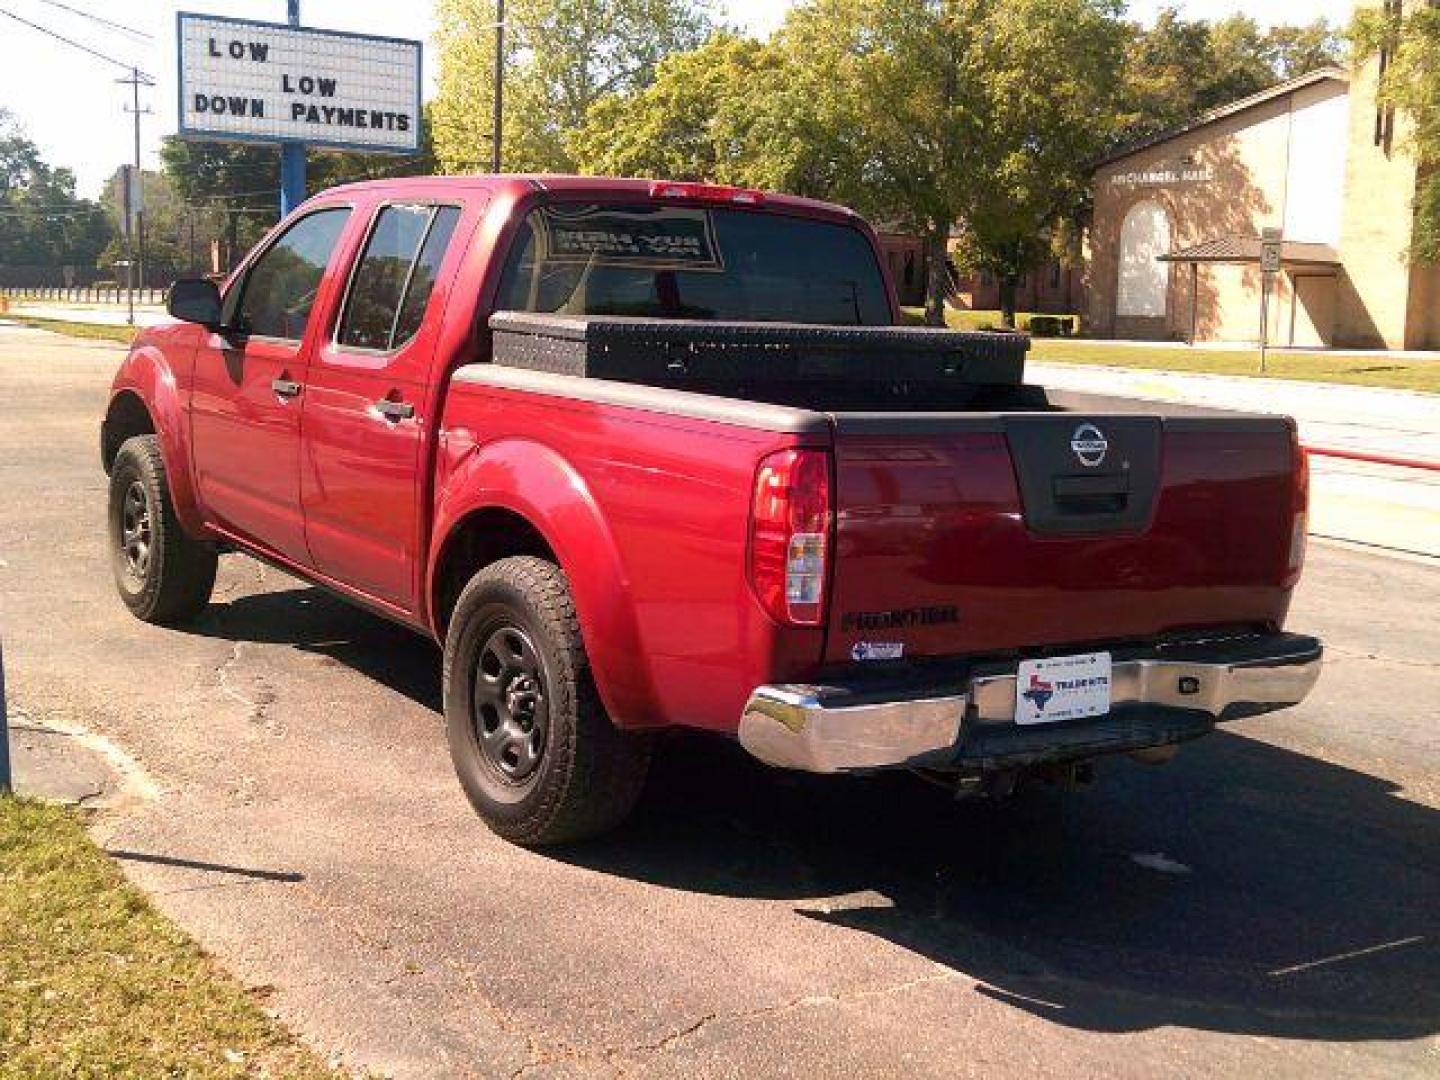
[159,118,438,269]
[0,109,113,276]
[432,0,714,174]
[1117,10,1345,145]
[571,33,839,195]
[1352,2,1440,262]
[778,0,1127,327]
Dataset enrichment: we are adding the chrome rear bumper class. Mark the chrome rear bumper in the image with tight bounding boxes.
[739,633,1322,774]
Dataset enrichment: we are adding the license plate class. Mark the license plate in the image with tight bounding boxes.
[1015,652,1113,725]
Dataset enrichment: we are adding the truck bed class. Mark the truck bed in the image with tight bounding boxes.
[453,359,1300,672]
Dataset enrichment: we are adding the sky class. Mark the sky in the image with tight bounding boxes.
[0,0,1358,199]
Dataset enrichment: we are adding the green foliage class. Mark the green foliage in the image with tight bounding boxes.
[158,113,438,270]
[1117,10,1345,145]
[1353,3,1440,262]
[433,0,714,173]
[770,0,1126,325]
[1027,315,1076,338]
[573,34,836,195]
[0,110,114,273]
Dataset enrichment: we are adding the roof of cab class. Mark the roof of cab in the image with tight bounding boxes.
[313,174,862,224]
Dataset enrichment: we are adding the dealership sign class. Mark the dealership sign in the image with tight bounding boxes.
[176,13,421,154]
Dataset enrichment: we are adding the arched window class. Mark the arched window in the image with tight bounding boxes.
[1117,201,1172,319]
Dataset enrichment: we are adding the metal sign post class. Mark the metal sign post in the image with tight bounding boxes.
[280,1,306,216]
[1258,228,1282,374]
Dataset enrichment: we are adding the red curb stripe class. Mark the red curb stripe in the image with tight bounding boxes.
[1305,445,1440,473]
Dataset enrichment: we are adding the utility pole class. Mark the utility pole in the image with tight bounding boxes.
[492,0,505,173]
[117,67,152,322]
[279,0,307,216]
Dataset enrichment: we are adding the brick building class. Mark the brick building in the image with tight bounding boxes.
[1088,3,1440,350]
[949,258,1084,317]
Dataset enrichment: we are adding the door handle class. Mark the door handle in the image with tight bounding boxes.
[272,378,302,399]
[375,399,415,422]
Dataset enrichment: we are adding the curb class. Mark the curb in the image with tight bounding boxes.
[1306,445,1440,474]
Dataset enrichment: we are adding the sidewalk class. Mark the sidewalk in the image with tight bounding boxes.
[1031,360,1440,559]
[7,302,167,328]
[1029,360,1440,464]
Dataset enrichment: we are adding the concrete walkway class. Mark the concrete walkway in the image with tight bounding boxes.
[5,303,167,328]
[1031,361,1440,559]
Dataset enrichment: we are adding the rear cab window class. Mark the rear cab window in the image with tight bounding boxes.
[338,204,463,352]
[494,203,891,326]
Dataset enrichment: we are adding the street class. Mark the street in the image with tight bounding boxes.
[1,323,1436,1077]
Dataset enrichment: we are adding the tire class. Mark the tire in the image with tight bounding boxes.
[443,556,652,846]
[107,435,217,625]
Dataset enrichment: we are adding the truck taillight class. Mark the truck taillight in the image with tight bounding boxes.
[1289,436,1310,576]
[750,449,832,626]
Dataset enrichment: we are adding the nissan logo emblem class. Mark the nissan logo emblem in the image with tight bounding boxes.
[1071,423,1109,467]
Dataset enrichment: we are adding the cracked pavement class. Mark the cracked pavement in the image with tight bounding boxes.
[1,323,1437,1078]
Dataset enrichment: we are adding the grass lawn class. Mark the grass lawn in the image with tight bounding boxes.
[900,306,1073,332]
[6,316,137,346]
[1028,338,1440,394]
[0,797,336,1078]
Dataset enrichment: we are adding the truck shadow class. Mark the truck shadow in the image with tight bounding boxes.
[189,585,1438,1045]
[572,732,1440,1044]
[193,586,442,710]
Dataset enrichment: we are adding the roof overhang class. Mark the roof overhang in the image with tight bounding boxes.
[1159,237,1340,268]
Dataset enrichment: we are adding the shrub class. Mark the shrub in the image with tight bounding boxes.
[1027,315,1075,338]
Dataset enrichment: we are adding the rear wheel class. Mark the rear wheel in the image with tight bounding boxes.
[107,435,217,624]
[443,556,652,846]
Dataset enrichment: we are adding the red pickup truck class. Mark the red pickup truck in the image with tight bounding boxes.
[102,175,1321,845]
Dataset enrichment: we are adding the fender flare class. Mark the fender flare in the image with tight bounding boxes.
[428,437,663,729]
[107,344,208,538]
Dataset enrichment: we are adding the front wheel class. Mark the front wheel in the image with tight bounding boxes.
[443,556,652,846]
[107,435,217,625]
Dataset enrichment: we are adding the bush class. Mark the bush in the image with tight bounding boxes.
[1027,315,1075,338]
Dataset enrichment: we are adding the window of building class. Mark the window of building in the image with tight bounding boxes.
[338,204,461,351]
[1049,261,1062,289]
[231,207,350,341]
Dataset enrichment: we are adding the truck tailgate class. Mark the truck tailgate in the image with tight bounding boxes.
[825,408,1301,665]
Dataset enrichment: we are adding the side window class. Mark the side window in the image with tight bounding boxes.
[338,204,462,352]
[234,208,350,341]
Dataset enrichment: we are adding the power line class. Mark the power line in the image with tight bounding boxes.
[0,6,152,80]
[35,0,151,42]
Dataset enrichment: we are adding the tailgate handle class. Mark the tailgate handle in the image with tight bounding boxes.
[1053,473,1130,515]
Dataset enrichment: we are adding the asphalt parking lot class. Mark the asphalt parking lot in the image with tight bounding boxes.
[2,323,1437,1078]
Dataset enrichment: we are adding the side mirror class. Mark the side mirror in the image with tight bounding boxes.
[167,278,224,330]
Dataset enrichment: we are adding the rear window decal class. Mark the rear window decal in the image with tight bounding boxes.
[536,205,724,271]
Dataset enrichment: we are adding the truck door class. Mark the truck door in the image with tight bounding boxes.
[300,203,464,611]
[190,206,352,565]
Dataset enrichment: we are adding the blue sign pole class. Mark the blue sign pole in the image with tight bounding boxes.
[280,0,306,216]
[280,142,306,216]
